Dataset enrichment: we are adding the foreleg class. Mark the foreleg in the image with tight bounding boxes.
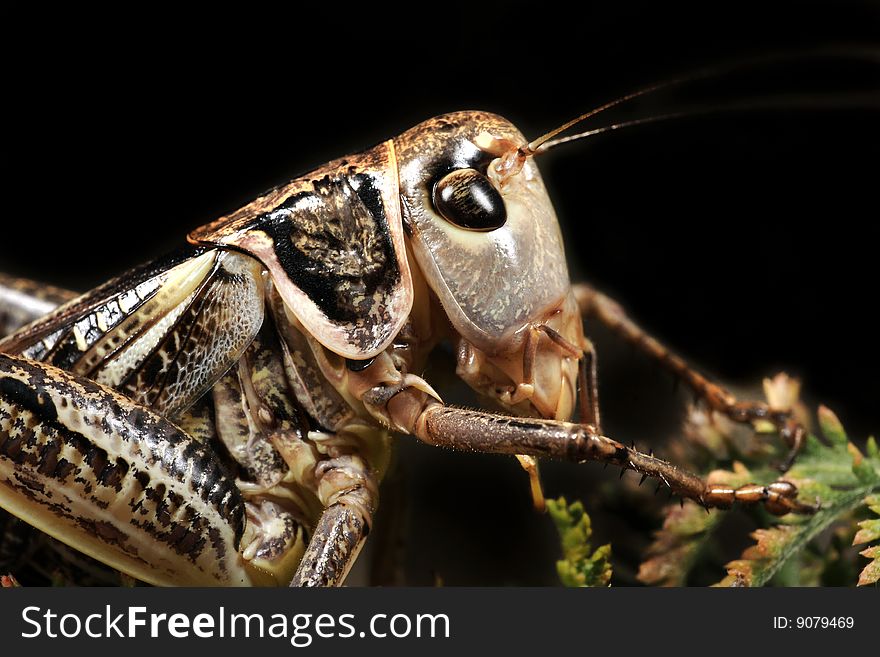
[364,382,815,516]
[289,449,377,587]
[217,315,380,587]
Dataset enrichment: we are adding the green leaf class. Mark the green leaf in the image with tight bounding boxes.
[547,497,612,587]
[854,519,880,545]
[638,462,758,586]
[635,377,879,588]
[717,407,880,587]
[866,436,879,460]
[640,458,802,587]
[857,546,880,586]
[818,405,847,447]
[865,494,880,517]
[853,494,880,586]
[638,502,722,586]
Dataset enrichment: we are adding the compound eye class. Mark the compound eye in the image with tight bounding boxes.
[432,168,507,231]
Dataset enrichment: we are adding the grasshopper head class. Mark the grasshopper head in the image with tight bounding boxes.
[394,112,583,421]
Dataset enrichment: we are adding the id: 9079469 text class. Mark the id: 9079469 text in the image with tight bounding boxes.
[773,617,854,629]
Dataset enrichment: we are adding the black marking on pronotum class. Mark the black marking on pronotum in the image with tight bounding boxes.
[258,171,401,325]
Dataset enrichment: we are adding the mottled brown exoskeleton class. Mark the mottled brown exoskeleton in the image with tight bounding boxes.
[0,109,815,587]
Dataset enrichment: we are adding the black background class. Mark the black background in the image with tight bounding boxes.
[3,2,879,584]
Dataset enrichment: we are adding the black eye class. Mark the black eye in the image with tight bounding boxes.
[432,168,507,231]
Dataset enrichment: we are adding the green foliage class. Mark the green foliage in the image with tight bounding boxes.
[853,491,880,586]
[638,473,736,586]
[716,408,880,586]
[547,497,612,587]
[636,374,880,587]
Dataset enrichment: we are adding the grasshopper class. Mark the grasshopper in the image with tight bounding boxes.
[0,103,817,587]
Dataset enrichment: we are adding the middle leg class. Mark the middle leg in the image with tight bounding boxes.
[573,282,806,470]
